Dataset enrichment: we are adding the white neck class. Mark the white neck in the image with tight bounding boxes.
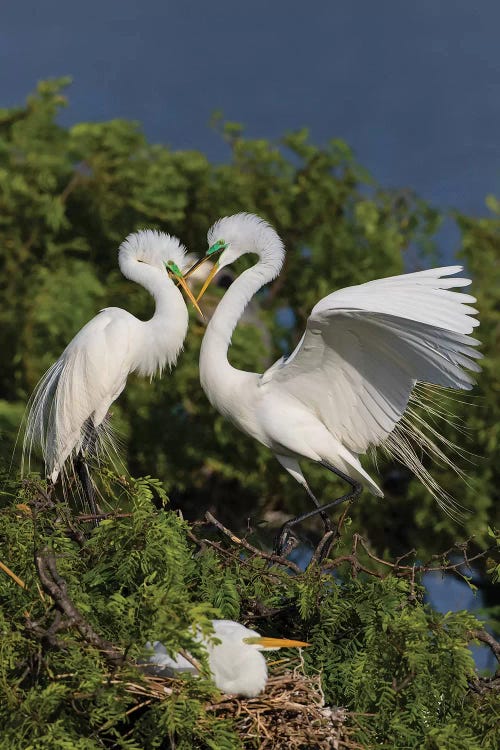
[200,261,276,402]
[119,256,189,377]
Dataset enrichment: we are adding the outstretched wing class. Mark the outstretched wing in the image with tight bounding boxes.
[262,266,481,457]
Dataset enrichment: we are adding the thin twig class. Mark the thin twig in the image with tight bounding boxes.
[178,649,202,673]
[75,512,133,522]
[0,560,27,589]
[205,511,302,574]
[322,534,496,580]
[307,531,336,569]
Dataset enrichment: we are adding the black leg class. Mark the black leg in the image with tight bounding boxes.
[74,452,100,519]
[73,421,101,519]
[303,484,333,533]
[274,462,362,558]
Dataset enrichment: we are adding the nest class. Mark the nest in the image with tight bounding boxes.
[126,659,357,749]
[207,670,356,750]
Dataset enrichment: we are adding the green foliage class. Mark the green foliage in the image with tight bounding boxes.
[2,79,491,562]
[310,576,479,745]
[0,79,499,747]
[0,472,498,748]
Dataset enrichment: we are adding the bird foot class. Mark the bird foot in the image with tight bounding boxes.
[273,525,300,558]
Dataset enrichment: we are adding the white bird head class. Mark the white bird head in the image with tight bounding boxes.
[207,212,285,272]
[186,213,286,300]
[119,229,203,315]
[119,229,191,273]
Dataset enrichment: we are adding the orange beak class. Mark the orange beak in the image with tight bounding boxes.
[166,264,205,318]
[245,636,310,649]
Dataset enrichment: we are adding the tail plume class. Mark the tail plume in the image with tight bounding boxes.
[379,383,478,521]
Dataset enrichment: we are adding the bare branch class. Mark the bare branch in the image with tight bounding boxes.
[307,531,335,569]
[0,560,27,589]
[35,546,124,667]
[205,511,302,575]
[469,629,500,663]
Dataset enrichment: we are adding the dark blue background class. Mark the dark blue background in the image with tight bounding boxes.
[2,0,500,224]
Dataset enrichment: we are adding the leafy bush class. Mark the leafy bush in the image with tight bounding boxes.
[0,473,498,748]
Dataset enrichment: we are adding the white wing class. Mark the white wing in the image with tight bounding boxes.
[144,641,199,675]
[263,266,480,457]
[23,308,135,482]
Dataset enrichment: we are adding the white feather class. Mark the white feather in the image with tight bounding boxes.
[23,230,192,485]
[199,213,481,518]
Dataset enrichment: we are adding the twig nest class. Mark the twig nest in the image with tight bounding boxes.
[130,666,354,749]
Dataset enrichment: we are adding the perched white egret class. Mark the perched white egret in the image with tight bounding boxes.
[146,619,309,698]
[23,230,202,511]
[190,213,481,553]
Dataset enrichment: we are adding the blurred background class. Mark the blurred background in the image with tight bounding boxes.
[1,1,499,669]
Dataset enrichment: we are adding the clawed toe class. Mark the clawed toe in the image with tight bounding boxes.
[274,525,300,558]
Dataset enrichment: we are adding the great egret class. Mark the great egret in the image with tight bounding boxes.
[190,213,481,554]
[145,619,308,697]
[23,230,202,512]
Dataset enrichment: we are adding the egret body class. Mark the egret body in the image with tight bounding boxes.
[147,619,308,698]
[23,230,201,509]
[193,213,481,552]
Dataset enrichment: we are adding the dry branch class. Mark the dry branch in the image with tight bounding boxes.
[469,629,500,663]
[34,546,124,666]
[204,511,303,574]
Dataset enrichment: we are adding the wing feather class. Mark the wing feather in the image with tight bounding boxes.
[23,310,131,482]
[264,267,480,457]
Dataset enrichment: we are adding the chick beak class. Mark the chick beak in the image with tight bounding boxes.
[196,262,220,302]
[253,636,310,649]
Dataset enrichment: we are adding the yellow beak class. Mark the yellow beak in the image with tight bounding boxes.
[196,261,220,302]
[182,254,214,280]
[168,270,205,319]
[251,636,310,649]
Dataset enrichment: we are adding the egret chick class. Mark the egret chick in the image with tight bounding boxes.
[146,619,309,698]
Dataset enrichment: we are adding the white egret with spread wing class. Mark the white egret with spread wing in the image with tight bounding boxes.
[146,619,308,698]
[23,230,202,512]
[190,213,481,555]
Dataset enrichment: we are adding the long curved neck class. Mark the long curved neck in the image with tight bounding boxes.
[200,261,274,397]
[120,257,188,376]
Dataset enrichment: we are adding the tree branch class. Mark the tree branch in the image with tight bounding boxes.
[204,511,302,574]
[322,534,496,581]
[35,546,124,667]
[469,629,500,664]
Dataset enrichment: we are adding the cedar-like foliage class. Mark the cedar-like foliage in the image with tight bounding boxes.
[0,471,498,749]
